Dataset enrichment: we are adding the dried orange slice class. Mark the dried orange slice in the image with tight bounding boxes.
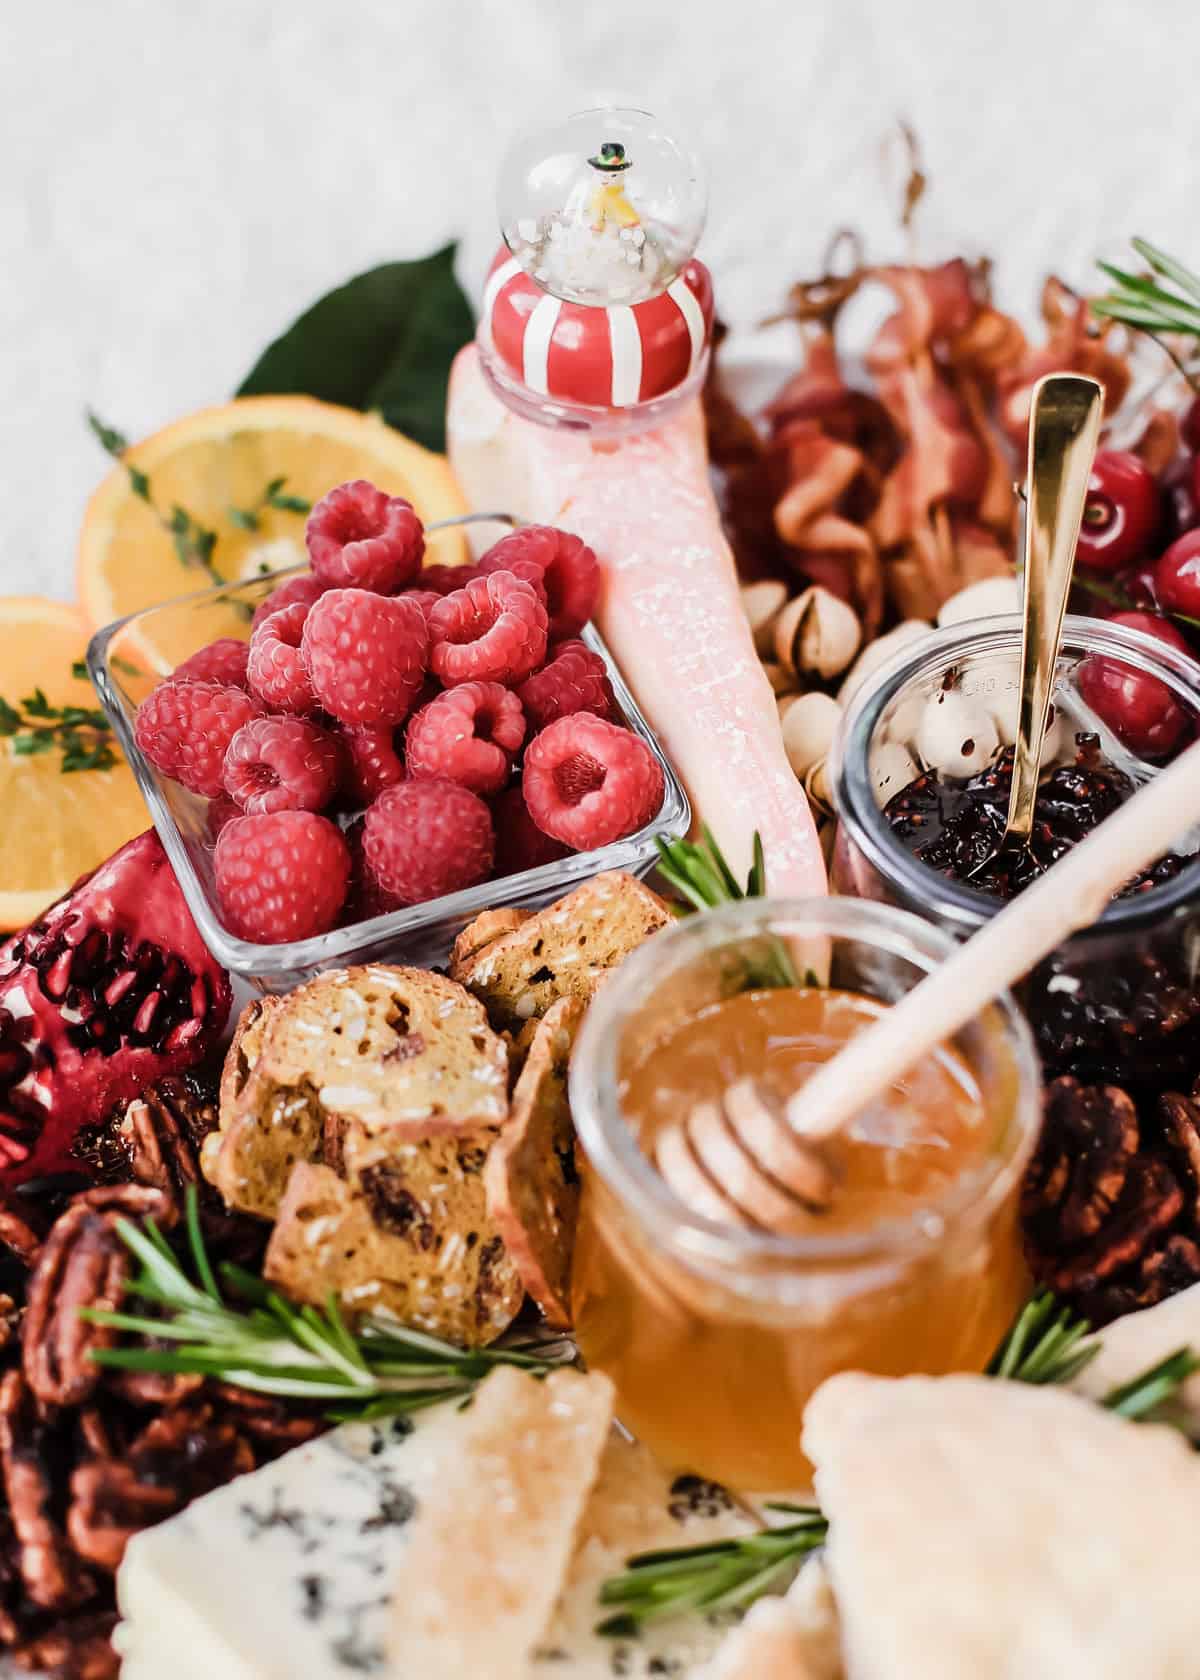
[0,598,149,930]
[77,396,469,672]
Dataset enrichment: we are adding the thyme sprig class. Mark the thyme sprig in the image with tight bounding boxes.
[229,476,312,532]
[655,828,803,988]
[0,685,117,774]
[597,1289,1199,1636]
[1092,238,1200,391]
[82,1187,571,1422]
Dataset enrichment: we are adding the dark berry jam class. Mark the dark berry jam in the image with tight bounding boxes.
[882,735,1188,903]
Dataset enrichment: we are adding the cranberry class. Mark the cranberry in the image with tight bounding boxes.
[1153,531,1200,620]
[1078,610,1190,759]
[1075,451,1162,573]
[1182,394,1200,454]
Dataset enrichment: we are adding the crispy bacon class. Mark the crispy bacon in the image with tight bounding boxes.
[996,277,1132,450]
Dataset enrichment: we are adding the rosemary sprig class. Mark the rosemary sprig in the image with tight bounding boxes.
[82,1187,570,1422]
[0,685,117,774]
[655,829,803,988]
[1091,238,1200,390]
[229,476,312,532]
[597,1288,1199,1636]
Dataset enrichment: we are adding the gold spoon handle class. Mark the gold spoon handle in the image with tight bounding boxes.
[1005,373,1105,844]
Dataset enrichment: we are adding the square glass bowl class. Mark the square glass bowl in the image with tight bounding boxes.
[87,551,689,992]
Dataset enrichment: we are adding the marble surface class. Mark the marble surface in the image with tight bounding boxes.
[5,0,1200,600]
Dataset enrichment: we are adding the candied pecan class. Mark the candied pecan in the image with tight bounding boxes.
[22,1186,172,1409]
[0,1293,19,1356]
[116,1077,216,1200]
[0,1371,93,1611]
[107,1366,204,1409]
[1022,1077,1139,1248]
[1077,1234,1200,1327]
[1160,1092,1200,1198]
[127,1401,254,1499]
[0,1196,46,1269]
[9,1609,118,1679]
[67,1461,180,1573]
[209,1384,324,1455]
[1040,1156,1184,1297]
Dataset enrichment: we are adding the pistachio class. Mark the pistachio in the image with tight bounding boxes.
[741,580,789,657]
[774,587,862,683]
[936,575,1020,628]
[838,620,932,706]
[780,692,843,779]
[760,661,796,697]
[803,758,833,817]
[915,690,999,778]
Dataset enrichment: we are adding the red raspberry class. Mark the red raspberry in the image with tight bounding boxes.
[174,637,250,690]
[215,811,350,944]
[428,571,547,688]
[341,817,402,923]
[475,548,547,606]
[523,715,664,850]
[362,781,494,907]
[247,601,317,714]
[207,793,243,843]
[252,573,325,629]
[301,588,428,727]
[134,679,264,799]
[222,716,342,815]
[492,785,569,876]
[419,562,480,595]
[478,526,599,639]
[516,639,615,731]
[405,682,526,796]
[305,480,424,594]
[338,723,405,805]
[404,588,444,625]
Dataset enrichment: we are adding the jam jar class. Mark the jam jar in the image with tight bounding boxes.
[828,613,1200,1094]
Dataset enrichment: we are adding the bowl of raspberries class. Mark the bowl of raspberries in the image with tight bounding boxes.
[88,481,688,987]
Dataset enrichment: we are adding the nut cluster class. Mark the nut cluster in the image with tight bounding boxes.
[0,1078,311,1678]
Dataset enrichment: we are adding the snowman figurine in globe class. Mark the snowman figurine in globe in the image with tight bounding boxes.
[477,106,714,434]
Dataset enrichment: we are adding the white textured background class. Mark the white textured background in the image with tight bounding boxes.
[5,0,1200,600]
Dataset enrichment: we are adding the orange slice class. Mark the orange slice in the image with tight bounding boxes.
[77,395,470,671]
[0,598,150,930]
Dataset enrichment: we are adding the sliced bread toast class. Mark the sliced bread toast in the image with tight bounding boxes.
[485,996,584,1329]
[449,872,672,1031]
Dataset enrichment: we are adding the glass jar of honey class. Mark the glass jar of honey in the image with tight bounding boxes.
[569,898,1040,1490]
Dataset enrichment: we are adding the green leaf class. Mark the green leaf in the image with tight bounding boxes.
[0,697,21,735]
[237,246,475,453]
[87,409,130,458]
[228,506,260,532]
[1132,238,1200,305]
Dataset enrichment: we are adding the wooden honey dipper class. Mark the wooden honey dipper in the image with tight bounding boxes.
[654,731,1200,1233]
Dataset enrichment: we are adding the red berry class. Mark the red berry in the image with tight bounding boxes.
[215,811,350,944]
[1152,531,1200,619]
[305,480,424,594]
[301,588,428,727]
[405,682,526,796]
[174,637,250,690]
[338,723,405,805]
[247,601,317,714]
[1158,455,1200,546]
[522,715,664,850]
[134,679,264,798]
[478,526,600,639]
[1078,611,1191,758]
[222,716,342,815]
[418,563,480,595]
[206,793,243,843]
[492,786,570,876]
[428,571,547,687]
[517,639,615,731]
[404,588,444,625]
[252,573,325,629]
[1182,394,1200,454]
[1075,451,1162,574]
[362,781,494,907]
[341,817,402,923]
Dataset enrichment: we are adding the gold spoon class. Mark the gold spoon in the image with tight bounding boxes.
[1003,372,1105,847]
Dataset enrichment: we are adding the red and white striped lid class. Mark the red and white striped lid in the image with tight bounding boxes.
[481,249,714,411]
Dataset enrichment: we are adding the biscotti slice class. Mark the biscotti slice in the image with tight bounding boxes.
[485,996,584,1329]
[449,872,672,1031]
[217,994,283,1122]
[264,1128,523,1345]
[449,906,532,974]
[202,1079,329,1221]
[389,1367,614,1680]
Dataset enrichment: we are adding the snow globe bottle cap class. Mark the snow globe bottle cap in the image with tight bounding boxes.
[479,106,714,434]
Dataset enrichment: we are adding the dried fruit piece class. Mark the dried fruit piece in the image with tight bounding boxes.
[305,480,424,594]
[428,571,548,687]
[221,716,342,815]
[405,682,526,796]
[0,831,231,1183]
[246,600,317,715]
[522,714,664,850]
[301,588,429,727]
[134,679,264,798]
[214,812,350,944]
[1022,1075,1140,1248]
[362,781,494,907]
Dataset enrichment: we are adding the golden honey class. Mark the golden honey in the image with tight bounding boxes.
[571,925,1038,1493]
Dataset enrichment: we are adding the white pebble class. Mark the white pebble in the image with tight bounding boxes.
[915,690,999,778]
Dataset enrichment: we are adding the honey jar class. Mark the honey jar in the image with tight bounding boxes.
[569,898,1041,1489]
